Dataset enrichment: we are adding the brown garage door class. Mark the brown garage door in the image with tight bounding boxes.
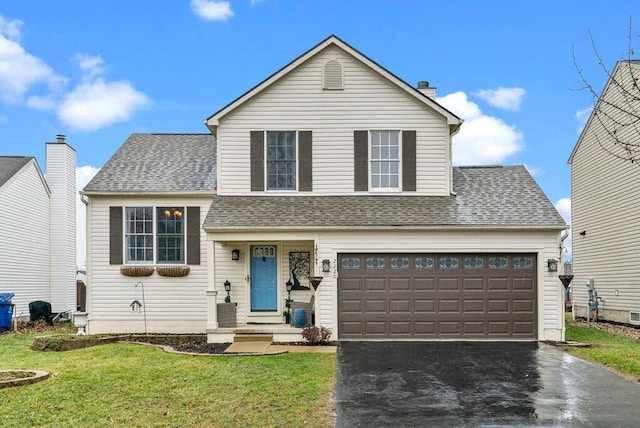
[338,253,536,339]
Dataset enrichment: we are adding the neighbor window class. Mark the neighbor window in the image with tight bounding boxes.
[266,131,297,190]
[370,130,400,190]
[125,206,185,264]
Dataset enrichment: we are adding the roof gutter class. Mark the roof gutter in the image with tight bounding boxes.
[80,191,216,197]
[203,224,569,233]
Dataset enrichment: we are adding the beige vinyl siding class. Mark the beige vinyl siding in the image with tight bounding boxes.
[46,143,77,313]
[212,240,314,323]
[217,45,450,196]
[0,161,51,318]
[209,229,563,341]
[571,64,640,318]
[86,196,211,334]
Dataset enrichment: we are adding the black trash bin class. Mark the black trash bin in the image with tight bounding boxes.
[0,293,15,332]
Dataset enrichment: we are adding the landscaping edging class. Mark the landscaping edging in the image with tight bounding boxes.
[0,370,50,389]
[32,335,119,351]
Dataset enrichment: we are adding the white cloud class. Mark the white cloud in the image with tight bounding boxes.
[74,54,106,81]
[191,0,234,21]
[523,164,544,177]
[575,106,592,133]
[555,197,572,261]
[0,15,22,40]
[438,91,523,165]
[0,14,66,104]
[26,94,57,110]
[58,79,149,131]
[474,87,526,111]
[76,166,100,269]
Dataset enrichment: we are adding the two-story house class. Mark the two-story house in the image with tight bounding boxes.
[1,136,77,320]
[569,60,640,326]
[83,36,567,342]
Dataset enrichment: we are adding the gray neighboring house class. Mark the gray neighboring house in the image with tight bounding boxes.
[569,60,640,325]
[0,137,76,319]
[83,35,568,342]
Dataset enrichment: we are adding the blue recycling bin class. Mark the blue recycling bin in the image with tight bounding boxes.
[0,293,15,332]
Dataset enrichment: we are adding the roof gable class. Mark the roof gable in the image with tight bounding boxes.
[568,60,640,164]
[0,157,49,195]
[205,35,462,133]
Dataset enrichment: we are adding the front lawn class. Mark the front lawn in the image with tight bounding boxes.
[0,331,335,427]
[564,317,640,381]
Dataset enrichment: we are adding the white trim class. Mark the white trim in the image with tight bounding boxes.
[122,205,187,266]
[246,242,282,322]
[368,129,402,192]
[264,130,299,192]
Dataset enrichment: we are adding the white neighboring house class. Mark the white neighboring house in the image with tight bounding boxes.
[0,136,77,319]
[569,60,640,325]
[83,36,567,342]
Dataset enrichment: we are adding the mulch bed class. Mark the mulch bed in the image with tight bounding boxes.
[130,335,231,354]
[570,318,640,340]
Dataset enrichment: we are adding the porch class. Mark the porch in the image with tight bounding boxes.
[206,237,323,340]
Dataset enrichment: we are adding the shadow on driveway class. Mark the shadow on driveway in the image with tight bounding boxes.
[335,341,640,427]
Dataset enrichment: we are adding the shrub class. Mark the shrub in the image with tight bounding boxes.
[301,325,332,345]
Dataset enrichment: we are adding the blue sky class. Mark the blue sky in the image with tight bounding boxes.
[1,1,637,265]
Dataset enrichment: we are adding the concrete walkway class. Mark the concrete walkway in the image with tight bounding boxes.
[225,341,336,354]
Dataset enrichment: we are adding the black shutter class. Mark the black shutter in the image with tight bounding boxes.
[109,206,123,265]
[250,131,264,191]
[298,131,312,191]
[354,130,368,191]
[186,206,200,265]
[402,130,417,191]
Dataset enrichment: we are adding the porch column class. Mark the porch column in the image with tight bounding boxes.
[206,290,218,329]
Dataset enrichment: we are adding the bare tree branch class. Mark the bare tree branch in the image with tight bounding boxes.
[574,17,640,165]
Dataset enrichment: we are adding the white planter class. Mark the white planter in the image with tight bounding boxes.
[73,312,88,335]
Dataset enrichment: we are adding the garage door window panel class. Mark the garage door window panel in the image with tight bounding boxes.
[415,257,434,269]
[439,256,459,269]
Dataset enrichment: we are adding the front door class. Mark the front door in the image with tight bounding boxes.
[250,245,278,312]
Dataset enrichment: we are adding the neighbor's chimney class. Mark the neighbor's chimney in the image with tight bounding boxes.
[46,135,76,314]
[417,81,436,99]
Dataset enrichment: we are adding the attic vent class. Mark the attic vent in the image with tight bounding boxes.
[323,60,343,90]
[630,311,640,324]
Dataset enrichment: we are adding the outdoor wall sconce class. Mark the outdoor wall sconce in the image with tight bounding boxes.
[322,259,331,273]
[579,231,586,236]
[231,249,240,261]
[547,259,558,272]
[224,280,231,303]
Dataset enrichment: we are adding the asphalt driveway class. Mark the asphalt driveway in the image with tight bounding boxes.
[335,341,640,427]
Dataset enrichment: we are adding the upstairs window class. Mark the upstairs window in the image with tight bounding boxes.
[125,206,185,264]
[266,131,297,190]
[370,130,400,190]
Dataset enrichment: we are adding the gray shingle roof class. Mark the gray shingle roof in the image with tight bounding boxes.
[203,166,566,230]
[83,134,216,193]
[0,156,32,189]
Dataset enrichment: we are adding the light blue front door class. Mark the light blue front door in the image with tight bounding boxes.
[250,245,277,311]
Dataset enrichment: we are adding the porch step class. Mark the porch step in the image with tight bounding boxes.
[233,333,273,343]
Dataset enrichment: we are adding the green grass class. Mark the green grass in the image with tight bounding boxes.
[565,318,640,381]
[0,331,335,427]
